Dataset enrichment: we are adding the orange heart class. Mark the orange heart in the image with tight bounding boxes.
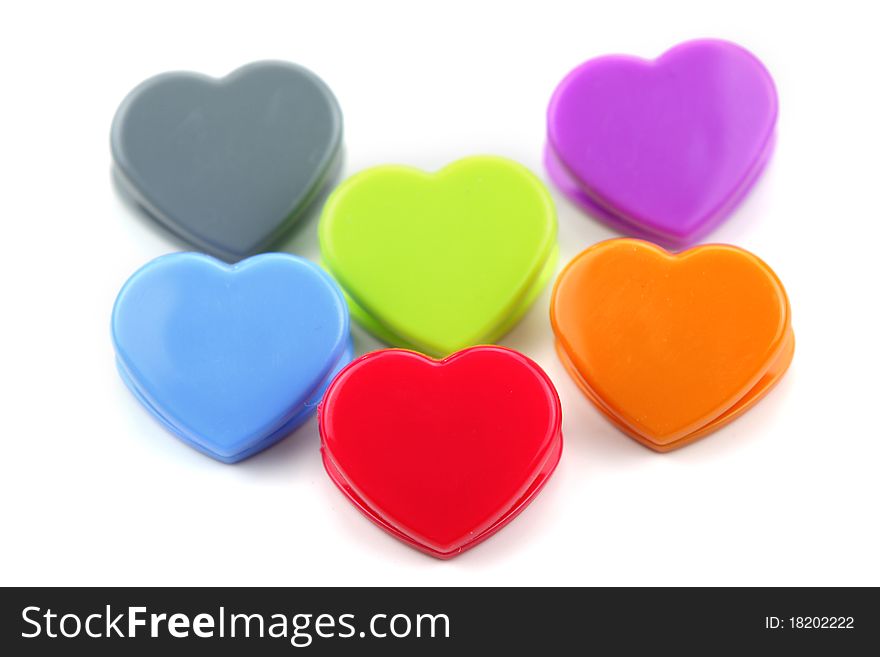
[550,239,794,451]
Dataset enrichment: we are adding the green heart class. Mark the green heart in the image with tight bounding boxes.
[319,156,558,356]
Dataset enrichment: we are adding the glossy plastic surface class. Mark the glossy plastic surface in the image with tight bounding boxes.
[319,156,558,357]
[112,61,343,262]
[551,239,794,451]
[319,346,563,559]
[112,253,351,463]
[547,39,777,246]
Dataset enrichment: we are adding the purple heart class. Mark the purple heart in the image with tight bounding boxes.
[547,39,777,246]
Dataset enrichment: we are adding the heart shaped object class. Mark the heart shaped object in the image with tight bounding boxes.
[319,346,562,558]
[112,61,342,261]
[547,39,777,246]
[551,239,794,451]
[319,156,558,356]
[112,253,351,462]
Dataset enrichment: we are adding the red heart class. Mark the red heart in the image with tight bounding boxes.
[318,346,563,559]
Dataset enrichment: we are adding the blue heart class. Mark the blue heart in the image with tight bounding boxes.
[112,253,352,463]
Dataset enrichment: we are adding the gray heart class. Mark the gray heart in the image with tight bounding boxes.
[111,61,342,261]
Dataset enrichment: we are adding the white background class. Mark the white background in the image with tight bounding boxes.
[1,0,878,586]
